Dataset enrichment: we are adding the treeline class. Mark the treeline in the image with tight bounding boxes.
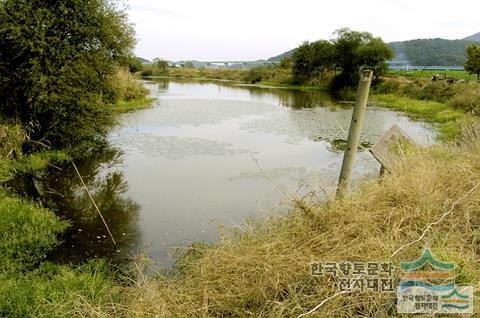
[389,38,472,65]
[139,60,294,85]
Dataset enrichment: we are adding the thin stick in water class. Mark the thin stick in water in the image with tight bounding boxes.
[72,162,117,246]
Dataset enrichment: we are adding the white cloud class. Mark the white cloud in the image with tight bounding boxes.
[127,0,480,61]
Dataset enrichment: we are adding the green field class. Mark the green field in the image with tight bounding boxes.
[387,69,478,80]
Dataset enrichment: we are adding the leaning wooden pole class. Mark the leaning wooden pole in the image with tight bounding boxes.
[336,70,373,198]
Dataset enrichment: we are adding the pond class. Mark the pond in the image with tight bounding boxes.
[20,80,437,267]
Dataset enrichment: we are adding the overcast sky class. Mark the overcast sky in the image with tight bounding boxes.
[127,0,479,61]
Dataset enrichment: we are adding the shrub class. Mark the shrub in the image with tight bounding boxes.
[415,82,456,103]
[449,88,480,115]
[141,69,153,77]
[0,190,69,272]
[107,68,148,102]
[244,67,264,83]
[0,123,25,160]
[375,79,401,94]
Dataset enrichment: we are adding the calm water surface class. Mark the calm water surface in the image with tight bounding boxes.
[31,80,436,266]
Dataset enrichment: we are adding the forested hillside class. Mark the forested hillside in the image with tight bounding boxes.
[464,32,480,42]
[389,38,472,65]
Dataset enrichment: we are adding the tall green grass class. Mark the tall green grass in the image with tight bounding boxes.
[373,94,467,140]
[0,188,119,317]
[387,69,478,80]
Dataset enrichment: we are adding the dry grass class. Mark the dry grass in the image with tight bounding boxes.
[116,123,480,317]
[0,123,26,159]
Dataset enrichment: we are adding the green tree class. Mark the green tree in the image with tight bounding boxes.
[332,28,393,86]
[0,0,135,150]
[279,57,292,69]
[153,58,169,72]
[292,41,315,82]
[310,40,335,75]
[291,29,391,86]
[184,61,195,69]
[465,44,480,80]
[357,37,394,83]
[128,57,143,73]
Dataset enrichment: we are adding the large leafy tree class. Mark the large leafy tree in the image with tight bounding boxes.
[292,41,315,82]
[0,0,135,150]
[332,28,393,85]
[292,40,334,82]
[465,44,480,80]
[291,29,392,87]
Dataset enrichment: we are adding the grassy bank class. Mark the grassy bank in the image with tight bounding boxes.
[372,94,467,140]
[0,189,120,317]
[107,97,154,115]
[388,69,478,81]
[0,123,119,317]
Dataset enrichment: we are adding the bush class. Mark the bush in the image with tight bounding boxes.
[0,190,69,272]
[141,69,153,77]
[107,68,148,102]
[449,88,480,115]
[0,123,25,160]
[244,67,264,83]
[375,79,401,94]
[414,82,456,103]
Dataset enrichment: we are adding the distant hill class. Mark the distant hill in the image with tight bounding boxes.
[137,57,152,64]
[268,50,294,62]
[269,33,480,66]
[389,38,472,66]
[463,32,480,42]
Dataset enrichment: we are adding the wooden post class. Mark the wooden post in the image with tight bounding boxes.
[336,70,373,198]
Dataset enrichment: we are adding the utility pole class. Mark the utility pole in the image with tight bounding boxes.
[336,70,373,198]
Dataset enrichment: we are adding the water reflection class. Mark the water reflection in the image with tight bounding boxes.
[12,147,141,265]
[147,79,333,109]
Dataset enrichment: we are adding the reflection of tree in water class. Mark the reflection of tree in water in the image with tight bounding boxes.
[151,77,334,110]
[12,147,141,265]
[248,87,333,109]
[156,80,169,91]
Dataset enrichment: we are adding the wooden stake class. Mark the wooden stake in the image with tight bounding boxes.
[336,70,373,198]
